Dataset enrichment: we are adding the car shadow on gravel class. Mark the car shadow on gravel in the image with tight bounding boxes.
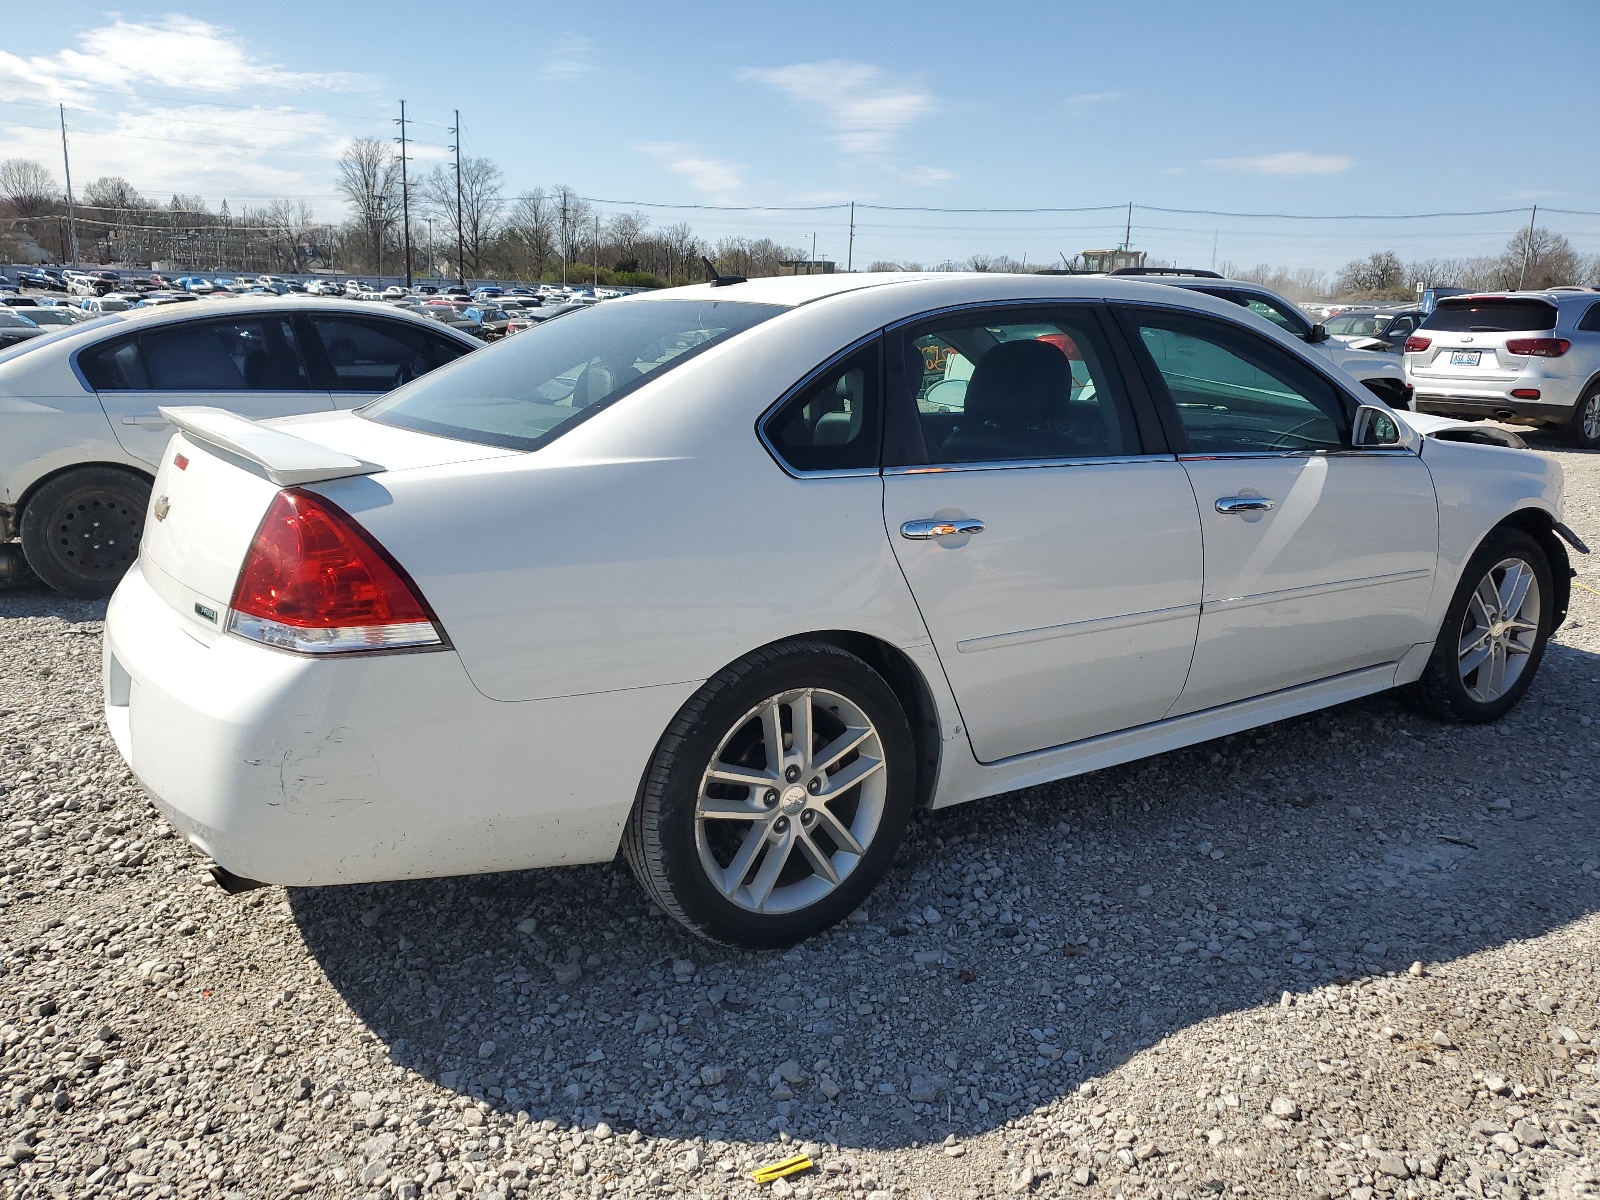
[289,637,1600,1152]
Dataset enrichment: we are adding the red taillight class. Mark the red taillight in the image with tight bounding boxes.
[1404,336,1431,353]
[227,489,442,654]
[1504,337,1569,357]
[1510,388,1541,399]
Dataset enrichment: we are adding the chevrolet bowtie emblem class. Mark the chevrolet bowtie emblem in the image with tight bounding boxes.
[154,495,170,521]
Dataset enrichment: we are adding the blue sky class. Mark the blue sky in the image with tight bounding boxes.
[2,2,1597,271]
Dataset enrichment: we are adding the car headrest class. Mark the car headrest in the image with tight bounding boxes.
[962,339,1071,427]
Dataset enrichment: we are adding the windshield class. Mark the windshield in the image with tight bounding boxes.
[364,298,784,450]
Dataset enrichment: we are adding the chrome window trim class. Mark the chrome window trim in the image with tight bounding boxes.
[1177,447,1415,461]
[881,295,1106,335]
[884,453,1177,476]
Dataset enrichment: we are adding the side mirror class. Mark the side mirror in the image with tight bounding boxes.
[1307,323,1331,344]
[1352,404,1403,448]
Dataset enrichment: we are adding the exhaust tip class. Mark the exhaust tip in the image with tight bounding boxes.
[1493,409,1515,420]
[210,864,268,895]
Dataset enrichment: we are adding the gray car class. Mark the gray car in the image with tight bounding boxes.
[1405,290,1600,448]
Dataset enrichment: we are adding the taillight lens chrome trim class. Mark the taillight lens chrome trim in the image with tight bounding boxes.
[227,612,442,655]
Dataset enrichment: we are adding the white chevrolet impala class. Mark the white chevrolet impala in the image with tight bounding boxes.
[102,274,1585,946]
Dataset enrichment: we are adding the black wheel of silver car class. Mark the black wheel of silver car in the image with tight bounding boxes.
[623,639,915,948]
[1409,527,1552,723]
[19,467,151,598]
[1567,386,1600,450]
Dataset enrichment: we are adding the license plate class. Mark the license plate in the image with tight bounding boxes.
[1450,350,1482,366]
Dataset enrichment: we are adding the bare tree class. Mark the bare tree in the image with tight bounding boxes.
[0,159,60,218]
[505,189,557,279]
[423,157,504,277]
[336,138,402,273]
[1500,227,1581,290]
[1335,250,1406,298]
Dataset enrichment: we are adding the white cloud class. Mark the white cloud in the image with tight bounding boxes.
[1205,151,1353,176]
[1503,188,1562,201]
[739,60,934,156]
[904,164,953,187]
[541,37,596,80]
[637,143,745,204]
[1064,91,1121,113]
[0,16,365,102]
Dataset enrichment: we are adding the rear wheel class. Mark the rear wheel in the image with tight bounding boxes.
[19,467,151,598]
[1408,527,1552,723]
[623,640,915,948]
[1566,387,1600,450]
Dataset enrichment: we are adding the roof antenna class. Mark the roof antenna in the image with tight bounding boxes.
[702,255,746,287]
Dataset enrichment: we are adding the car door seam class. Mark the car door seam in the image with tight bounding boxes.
[954,603,1202,654]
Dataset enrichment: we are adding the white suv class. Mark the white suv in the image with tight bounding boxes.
[1405,290,1600,449]
[0,298,480,596]
[1105,268,1413,410]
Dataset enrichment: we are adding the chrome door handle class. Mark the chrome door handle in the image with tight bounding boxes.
[900,518,985,540]
[1214,496,1275,515]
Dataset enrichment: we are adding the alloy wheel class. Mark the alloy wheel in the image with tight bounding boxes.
[1583,393,1600,442]
[1457,556,1542,703]
[694,687,887,915]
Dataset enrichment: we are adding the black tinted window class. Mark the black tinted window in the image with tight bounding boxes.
[1130,309,1350,453]
[764,341,882,473]
[1421,300,1558,333]
[310,315,470,392]
[80,317,310,391]
[1578,303,1600,333]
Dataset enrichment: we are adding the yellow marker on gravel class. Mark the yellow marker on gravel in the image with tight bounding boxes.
[750,1153,813,1185]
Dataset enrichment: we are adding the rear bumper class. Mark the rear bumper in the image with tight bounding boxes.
[1412,390,1575,426]
[103,560,697,886]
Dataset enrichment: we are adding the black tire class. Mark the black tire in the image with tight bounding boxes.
[19,467,151,598]
[622,639,916,948]
[1407,527,1552,723]
[1565,387,1600,450]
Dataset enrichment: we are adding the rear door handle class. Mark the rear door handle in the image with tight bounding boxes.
[900,518,985,540]
[1214,496,1275,515]
[121,413,170,428]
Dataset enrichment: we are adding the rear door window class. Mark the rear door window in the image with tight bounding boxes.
[309,315,471,392]
[79,316,311,391]
[1421,300,1558,333]
[1578,303,1600,333]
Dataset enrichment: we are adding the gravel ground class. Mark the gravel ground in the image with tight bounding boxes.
[0,435,1597,1200]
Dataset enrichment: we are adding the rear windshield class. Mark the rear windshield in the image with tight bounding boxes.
[1421,300,1558,333]
[363,298,784,450]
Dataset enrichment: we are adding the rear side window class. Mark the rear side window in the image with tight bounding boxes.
[763,341,882,473]
[365,299,784,451]
[1421,300,1558,333]
[309,315,470,392]
[1578,302,1600,333]
[79,317,310,391]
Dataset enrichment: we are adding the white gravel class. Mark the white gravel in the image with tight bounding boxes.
[1,433,1597,1200]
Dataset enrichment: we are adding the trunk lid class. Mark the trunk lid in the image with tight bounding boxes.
[137,409,517,638]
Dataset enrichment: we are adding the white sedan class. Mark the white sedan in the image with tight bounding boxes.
[103,273,1583,947]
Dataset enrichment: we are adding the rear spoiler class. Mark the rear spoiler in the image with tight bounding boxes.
[158,406,384,487]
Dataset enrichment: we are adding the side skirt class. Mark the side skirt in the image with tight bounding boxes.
[932,661,1399,808]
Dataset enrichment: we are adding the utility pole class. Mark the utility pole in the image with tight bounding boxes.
[1517,204,1539,291]
[593,214,600,286]
[395,100,414,289]
[810,232,816,272]
[450,109,466,287]
[1123,201,1133,250]
[561,194,569,286]
[59,105,80,267]
[847,201,855,272]
[425,217,434,279]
